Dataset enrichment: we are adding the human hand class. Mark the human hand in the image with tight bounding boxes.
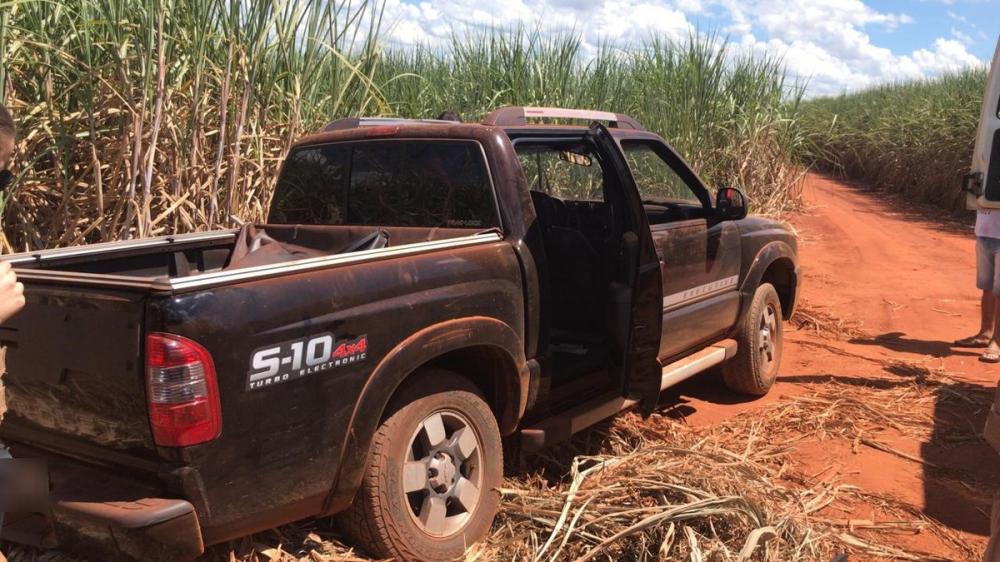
[0,261,25,324]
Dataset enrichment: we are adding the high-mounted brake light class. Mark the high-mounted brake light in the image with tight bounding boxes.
[145,333,222,447]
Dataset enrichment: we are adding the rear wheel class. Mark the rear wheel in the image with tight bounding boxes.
[340,370,502,561]
[723,283,783,396]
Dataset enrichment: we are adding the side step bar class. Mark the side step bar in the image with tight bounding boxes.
[520,339,737,453]
[520,395,639,453]
[660,338,737,391]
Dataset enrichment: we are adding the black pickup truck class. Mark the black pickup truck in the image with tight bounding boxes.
[0,106,798,561]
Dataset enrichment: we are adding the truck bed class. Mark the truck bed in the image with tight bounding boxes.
[0,224,487,464]
[6,225,477,283]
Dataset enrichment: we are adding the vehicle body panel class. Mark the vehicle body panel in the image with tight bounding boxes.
[153,237,524,535]
[733,217,799,324]
[968,36,1000,208]
[654,219,742,359]
[607,130,744,362]
[0,285,155,459]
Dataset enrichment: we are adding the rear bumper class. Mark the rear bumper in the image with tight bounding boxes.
[2,445,204,562]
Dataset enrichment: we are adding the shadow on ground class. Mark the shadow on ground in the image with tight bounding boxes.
[782,361,999,538]
[921,374,998,537]
[849,331,980,358]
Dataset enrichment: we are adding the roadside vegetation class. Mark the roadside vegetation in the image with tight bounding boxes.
[0,0,806,252]
[376,31,808,215]
[799,68,988,213]
[0,0,387,250]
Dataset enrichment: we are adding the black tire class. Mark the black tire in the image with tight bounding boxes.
[722,283,783,396]
[339,369,502,561]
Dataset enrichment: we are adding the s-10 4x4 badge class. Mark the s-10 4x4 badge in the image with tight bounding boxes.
[246,333,368,391]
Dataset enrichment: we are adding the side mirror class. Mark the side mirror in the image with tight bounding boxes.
[715,187,748,221]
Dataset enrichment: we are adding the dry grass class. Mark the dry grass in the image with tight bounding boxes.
[202,357,986,562]
[21,354,992,562]
[7,357,988,562]
[791,301,868,340]
[193,408,842,562]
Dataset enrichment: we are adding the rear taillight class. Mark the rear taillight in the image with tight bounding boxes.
[145,332,222,447]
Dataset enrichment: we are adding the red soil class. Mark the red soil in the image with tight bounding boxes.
[671,173,999,561]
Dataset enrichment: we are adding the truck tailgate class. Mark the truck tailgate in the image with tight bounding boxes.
[0,282,156,459]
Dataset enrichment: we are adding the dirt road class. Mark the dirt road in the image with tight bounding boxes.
[669,173,999,560]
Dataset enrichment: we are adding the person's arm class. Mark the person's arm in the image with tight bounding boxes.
[0,261,25,324]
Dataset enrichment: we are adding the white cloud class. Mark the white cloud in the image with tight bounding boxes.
[909,37,984,74]
[951,26,973,45]
[721,0,986,95]
[374,0,986,97]
[380,0,695,48]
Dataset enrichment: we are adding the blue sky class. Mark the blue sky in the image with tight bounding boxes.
[866,0,994,60]
[379,0,998,97]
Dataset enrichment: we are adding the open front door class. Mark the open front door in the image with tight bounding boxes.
[588,124,664,415]
[967,37,1000,209]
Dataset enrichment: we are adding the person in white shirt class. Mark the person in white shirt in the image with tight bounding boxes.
[955,207,1000,362]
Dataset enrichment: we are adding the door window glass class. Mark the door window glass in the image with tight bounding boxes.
[622,141,701,205]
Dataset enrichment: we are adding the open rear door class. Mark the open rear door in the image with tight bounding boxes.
[967,37,1000,209]
[588,124,664,415]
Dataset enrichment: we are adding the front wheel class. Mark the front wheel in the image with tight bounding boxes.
[723,283,784,396]
[340,369,502,561]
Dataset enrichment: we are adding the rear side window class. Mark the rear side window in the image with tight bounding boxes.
[269,140,499,229]
[516,143,605,201]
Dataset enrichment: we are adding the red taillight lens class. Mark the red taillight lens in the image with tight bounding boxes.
[145,333,222,447]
